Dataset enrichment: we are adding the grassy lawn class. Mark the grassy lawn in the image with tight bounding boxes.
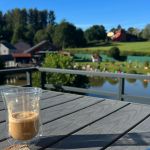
[66,41,150,55]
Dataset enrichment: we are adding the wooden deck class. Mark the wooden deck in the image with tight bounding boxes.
[0,86,150,150]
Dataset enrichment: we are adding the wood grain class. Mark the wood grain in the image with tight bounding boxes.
[47,103,150,150]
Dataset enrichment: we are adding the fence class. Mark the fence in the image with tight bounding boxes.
[0,67,150,101]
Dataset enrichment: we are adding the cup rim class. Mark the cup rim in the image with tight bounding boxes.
[1,87,42,95]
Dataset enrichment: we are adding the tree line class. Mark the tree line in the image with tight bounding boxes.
[1,8,150,48]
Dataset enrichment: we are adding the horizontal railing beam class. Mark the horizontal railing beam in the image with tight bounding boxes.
[0,67,37,74]
[38,67,150,80]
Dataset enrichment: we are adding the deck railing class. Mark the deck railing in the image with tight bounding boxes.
[0,67,150,101]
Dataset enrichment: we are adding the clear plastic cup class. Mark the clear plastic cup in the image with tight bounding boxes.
[1,87,43,147]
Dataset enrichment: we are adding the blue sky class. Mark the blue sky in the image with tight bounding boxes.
[0,0,150,31]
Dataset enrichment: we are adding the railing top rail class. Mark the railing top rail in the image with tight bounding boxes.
[0,67,37,74]
[38,67,150,80]
[0,67,150,80]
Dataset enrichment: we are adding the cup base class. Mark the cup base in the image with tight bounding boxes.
[4,144,30,150]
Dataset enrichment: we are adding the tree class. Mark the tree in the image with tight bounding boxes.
[11,24,26,44]
[141,24,150,40]
[46,24,56,43]
[84,25,106,42]
[34,29,51,44]
[25,24,35,45]
[75,28,86,47]
[38,10,48,29]
[53,21,77,48]
[117,24,122,30]
[108,47,120,60]
[48,11,56,25]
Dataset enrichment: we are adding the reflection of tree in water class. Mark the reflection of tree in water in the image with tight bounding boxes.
[89,77,105,87]
[142,80,148,88]
[106,78,118,85]
[126,78,136,84]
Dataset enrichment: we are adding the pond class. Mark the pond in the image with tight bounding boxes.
[4,74,150,105]
[87,77,150,105]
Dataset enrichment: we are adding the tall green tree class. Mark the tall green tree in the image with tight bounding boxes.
[141,24,150,40]
[53,21,77,48]
[48,11,56,25]
[75,28,86,47]
[34,29,51,44]
[0,11,4,39]
[84,25,107,42]
[46,24,56,43]
[38,10,48,29]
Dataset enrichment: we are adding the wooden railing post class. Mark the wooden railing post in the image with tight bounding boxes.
[41,72,46,89]
[26,71,32,87]
[118,78,125,101]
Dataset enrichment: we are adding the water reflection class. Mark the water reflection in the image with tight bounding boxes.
[4,73,26,85]
[88,77,150,99]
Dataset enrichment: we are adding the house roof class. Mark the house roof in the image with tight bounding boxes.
[14,41,31,53]
[12,53,31,58]
[24,40,58,54]
[0,41,16,50]
[24,40,49,53]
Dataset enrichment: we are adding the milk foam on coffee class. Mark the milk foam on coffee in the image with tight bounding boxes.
[9,111,39,140]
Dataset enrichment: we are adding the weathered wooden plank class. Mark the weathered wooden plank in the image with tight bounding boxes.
[47,103,150,150]
[0,96,104,145]
[106,146,150,150]
[106,110,150,150]
[0,90,65,111]
[25,100,129,149]
[40,93,83,110]
[41,96,104,124]
[40,90,63,100]
[0,100,128,149]
[0,102,5,110]
[0,96,103,124]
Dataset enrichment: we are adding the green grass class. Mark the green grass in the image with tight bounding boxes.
[66,41,150,55]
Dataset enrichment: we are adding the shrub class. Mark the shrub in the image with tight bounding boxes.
[144,61,149,67]
[127,69,137,74]
[43,54,75,86]
[32,54,89,89]
[108,47,120,60]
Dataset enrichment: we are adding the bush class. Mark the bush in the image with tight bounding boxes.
[32,54,89,89]
[144,61,149,67]
[43,54,75,86]
[127,69,137,74]
[32,71,41,87]
[108,47,120,60]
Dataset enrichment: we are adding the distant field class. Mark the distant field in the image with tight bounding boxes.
[66,41,150,55]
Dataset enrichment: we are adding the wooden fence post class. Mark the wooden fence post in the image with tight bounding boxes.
[118,78,125,101]
[41,72,46,89]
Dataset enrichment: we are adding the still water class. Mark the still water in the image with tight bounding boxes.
[5,74,150,105]
[87,77,150,105]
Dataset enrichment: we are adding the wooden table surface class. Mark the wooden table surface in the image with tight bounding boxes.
[0,86,150,150]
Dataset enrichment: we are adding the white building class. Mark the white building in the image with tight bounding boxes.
[0,41,16,67]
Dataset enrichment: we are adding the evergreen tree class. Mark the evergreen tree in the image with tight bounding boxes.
[48,11,56,25]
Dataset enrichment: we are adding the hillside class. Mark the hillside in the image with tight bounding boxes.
[66,41,150,55]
